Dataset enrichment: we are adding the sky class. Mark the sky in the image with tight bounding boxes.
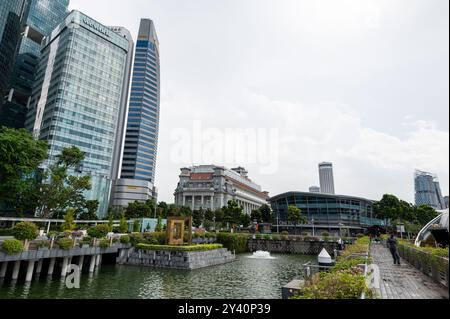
[70,0,449,204]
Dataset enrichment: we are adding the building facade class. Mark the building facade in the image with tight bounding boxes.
[174,166,269,215]
[269,192,385,235]
[0,0,28,114]
[111,18,160,209]
[414,170,445,210]
[25,11,133,217]
[1,0,69,128]
[444,196,449,209]
[319,162,335,195]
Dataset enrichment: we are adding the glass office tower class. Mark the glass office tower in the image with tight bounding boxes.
[319,162,335,195]
[111,19,160,208]
[415,170,445,210]
[0,0,28,115]
[25,11,133,217]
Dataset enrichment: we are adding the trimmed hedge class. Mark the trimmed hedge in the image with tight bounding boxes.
[136,243,223,252]
[12,222,38,241]
[1,239,24,255]
[0,228,14,236]
[99,239,110,248]
[57,238,73,250]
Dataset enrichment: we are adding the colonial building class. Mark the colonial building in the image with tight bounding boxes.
[174,166,269,215]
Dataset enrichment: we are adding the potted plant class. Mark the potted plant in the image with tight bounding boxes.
[37,240,50,251]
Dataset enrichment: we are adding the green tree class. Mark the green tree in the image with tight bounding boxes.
[61,209,76,231]
[119,213,128,233]
[79,200,99,220]
[288,205,307,224]
[37,146,91,218]
[373,194,402,220]
[251,209,262,222]
[108,214,114,232]
[155,217,163,232]
[125,201,151,219]
[193,208,205,227]
[157,202,169,218]
[133,220,141,233]
[241,214,252,228]
[223,200,243,227]
[415,205,438,226]
[12,222,38,241]
[260,204,272,223]
[179,206,193,217]
[0,127,48,214]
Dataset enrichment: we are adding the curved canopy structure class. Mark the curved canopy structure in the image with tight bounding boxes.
[415,209,449,247]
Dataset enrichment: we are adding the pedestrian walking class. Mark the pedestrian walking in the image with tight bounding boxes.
[387,234,401,265]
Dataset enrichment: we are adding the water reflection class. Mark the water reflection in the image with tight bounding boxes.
[0,254,314,299]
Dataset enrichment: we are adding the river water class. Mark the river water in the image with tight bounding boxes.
[0,253,314,299]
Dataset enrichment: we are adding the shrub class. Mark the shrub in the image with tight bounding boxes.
[82,236,92,245]
[322,232,330,237]
[136,243,223,252]
[120,235,131,244]
[143,232,166,245]
[57,238,73,250]
[281,231,289,236]
[99,239,110,248]
[293,270,372,299]
[87,224,110,238]
[37,240,50,249]
[1,239,24,255]
[356,233,365,238]
[12,222,38,241]
[216,233,250,253]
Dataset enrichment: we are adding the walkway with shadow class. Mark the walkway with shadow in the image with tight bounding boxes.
[370,242,449,299]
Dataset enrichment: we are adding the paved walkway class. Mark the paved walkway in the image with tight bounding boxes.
[370,243,449,299]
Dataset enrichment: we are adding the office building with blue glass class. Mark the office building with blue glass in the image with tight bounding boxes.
[25,11,133,217]
[0,0,28,116]
[111,18,160,208]
[1,0,69,128]
[270,191,386,236]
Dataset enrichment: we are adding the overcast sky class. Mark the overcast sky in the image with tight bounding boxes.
[70,0,449,204]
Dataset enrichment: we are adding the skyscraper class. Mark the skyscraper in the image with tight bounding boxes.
[0,0,28,113]
[319,162,335,195]
[1,0,69,129]
[414,170,445,210]
[25,11,133,217]
[111,18,160,208]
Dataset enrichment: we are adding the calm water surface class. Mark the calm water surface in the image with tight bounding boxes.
[0,253,314,299]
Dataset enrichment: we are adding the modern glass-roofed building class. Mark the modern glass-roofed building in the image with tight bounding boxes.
[269,192,386,235]
[25,11,133,217]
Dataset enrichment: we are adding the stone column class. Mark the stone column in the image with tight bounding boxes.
[12,261,20,280]
[210,195,214,211]
[89,255,96,273]
[61,257,69,277]
[25,260,35,282]
[201,195,204,209]
[78,256,85,272]
[191,196,195,211]
[0,262,8,278]
[182,195,186,206]
[48,258,56,276]
[95,254,102,267]
[36,259,44,274]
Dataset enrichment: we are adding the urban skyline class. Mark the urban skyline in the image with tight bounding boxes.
[67,0,449,205]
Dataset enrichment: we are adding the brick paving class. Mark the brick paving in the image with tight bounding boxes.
[370,243,449,299]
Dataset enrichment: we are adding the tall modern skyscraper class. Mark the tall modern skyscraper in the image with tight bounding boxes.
[319,162,335,195]
[0,0,28,113]
[415,170,445,210]
[25,11,133,217]
[1,0,69,128]
[111,18,160,208]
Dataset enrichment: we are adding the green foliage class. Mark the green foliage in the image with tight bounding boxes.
[293,269,371,299]
[37,240,50,249]
[87,224,110,238]
[415,205,438,226]
[125,200,156,219]
[155,217,163,233]
[136,243,223,252]
[281,231,289,236]
[251,209,262,223]
[99,238,110,248]
[119,214,128,233]
[37,146,91,219]
[120,235,131,244]
[1,239,24,255]
[57,238,73,250]
[222,200,244,226]
[287,206,307,224]
[259,204,272,223]
[0,228,13,236]
[216,233,250,253]
[79,200,99,220]
[133,220,141,233]
[12,222,38,241]
[143,232,166,245]
[0,127,48,214]
[193,208,205,228]
[61,209,76,231]
[240,214,252,228]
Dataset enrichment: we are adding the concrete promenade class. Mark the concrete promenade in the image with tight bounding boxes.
[370,243,448,299]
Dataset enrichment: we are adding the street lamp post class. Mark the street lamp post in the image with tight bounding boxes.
[311,218,315,237]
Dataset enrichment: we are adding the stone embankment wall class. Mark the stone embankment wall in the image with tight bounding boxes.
[247,240,339,255]
[117,248,236,270]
